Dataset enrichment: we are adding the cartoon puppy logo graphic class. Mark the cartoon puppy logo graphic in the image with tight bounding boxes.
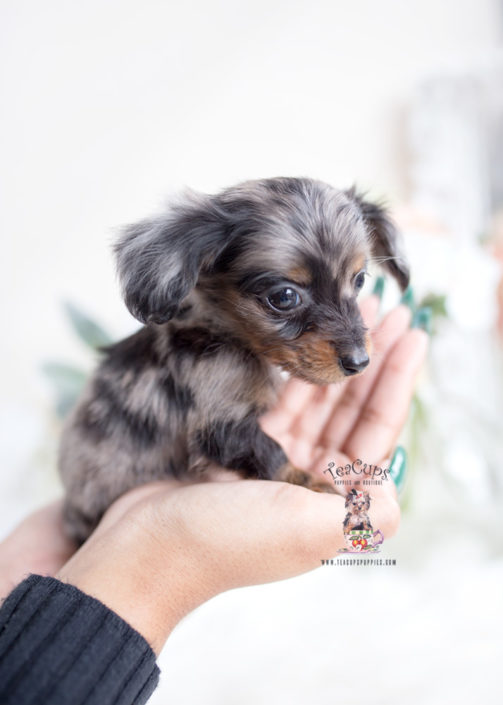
[339,488,384,553]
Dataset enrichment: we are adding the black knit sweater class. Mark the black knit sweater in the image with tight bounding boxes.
[0,575,160,705]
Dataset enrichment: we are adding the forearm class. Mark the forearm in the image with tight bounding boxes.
[0,575,159,705]
[55,486,214,656]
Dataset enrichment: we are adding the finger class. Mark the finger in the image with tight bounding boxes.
[320,305,412,449]
[303,445,398,502]
[331,460,398,502]
[344,328,428,462]
[183,479,400,589]
[287,383,342,447]
[304,448,351,496]
[359,293,381,328]
[260,377,318,438]
[0,501,75,598]
[288,480,400,563]
[378,456,398,501]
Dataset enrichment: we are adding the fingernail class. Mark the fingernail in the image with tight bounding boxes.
[372,275,385,299]
[389,446,407,493]
[400,286,415,311]
[411,306,432,334]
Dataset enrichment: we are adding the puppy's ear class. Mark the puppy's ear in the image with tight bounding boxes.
[115,191,229,324]
[346,188,410,291]
[345,488,357,507]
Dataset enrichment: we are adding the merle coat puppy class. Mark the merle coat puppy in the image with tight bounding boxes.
[59,177,409,543]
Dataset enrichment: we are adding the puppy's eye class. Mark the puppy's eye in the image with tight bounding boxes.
[354,271,366,292]
[267,287,301,311]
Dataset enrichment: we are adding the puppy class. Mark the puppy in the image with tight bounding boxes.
[343,489,373,535]
[59,177,409,543]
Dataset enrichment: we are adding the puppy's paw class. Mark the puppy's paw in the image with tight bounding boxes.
[276,463,337,494]
[309,480,338,495]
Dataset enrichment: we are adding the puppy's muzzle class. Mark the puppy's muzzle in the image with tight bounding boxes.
[339,347,370,376]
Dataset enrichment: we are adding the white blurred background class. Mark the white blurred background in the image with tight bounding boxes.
[1,1,503,703]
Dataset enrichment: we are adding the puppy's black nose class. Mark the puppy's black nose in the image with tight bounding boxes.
[339,349,370,376]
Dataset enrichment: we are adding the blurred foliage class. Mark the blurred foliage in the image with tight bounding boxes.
[41,362,89,419]
[63,301,114,350]
[43,302,114,419]
[417,292,448,334]
[399,289,449,510]
[417,292,448,319]
[399,393,429,513]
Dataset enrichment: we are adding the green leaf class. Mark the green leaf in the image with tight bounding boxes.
[42,362,89,418]
[417,292,448,320]
[64,301,114,350]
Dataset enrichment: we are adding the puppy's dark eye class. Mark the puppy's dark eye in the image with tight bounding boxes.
[267,287,301,311]
[354,271,366,292]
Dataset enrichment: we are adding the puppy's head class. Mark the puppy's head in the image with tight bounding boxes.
[115,177,409,384]
[345,488,371,513]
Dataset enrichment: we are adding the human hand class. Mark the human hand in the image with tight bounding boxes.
[0,295,428,654]
[0,500,75,601]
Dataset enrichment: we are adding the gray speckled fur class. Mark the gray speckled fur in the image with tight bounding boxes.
[59,177,409,544]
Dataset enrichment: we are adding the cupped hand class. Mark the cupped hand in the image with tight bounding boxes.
[0,295,428,654]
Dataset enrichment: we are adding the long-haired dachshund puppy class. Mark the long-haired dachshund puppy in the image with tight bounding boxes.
[59,177,409,543]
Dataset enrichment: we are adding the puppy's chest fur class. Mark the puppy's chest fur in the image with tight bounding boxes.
[59,313,283,542]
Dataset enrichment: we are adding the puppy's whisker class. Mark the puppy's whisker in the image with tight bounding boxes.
[368,255,407,264]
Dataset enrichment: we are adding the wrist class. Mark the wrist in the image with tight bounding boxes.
[56,502,210,655]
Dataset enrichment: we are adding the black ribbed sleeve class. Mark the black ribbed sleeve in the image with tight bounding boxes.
[0,574,160,705]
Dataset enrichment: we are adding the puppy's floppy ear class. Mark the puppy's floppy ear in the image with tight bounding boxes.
[346,188,410,291]
[115,191,230,324]
[345,488,357,507]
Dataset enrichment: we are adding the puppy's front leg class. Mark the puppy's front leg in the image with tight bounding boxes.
[192,413,288,480]
[191,413,335,494]
[275,464,337,494]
